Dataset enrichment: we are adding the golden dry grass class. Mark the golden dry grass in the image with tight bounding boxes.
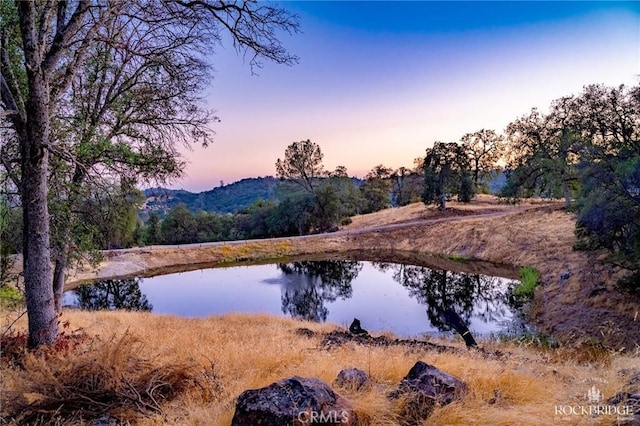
[1,310,638,425]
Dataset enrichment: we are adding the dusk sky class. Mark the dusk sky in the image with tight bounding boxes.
[174,1,639,192]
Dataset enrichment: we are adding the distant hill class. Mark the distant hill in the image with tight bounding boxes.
[142,177,279,217]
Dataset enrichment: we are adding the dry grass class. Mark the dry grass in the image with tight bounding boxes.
[1,310,637,425]
[343,195,556,230]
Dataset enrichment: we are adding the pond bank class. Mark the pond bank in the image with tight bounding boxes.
[63,202,639,350]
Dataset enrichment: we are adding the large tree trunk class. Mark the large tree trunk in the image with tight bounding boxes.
[19,5,58,346]
[21,110,58,346]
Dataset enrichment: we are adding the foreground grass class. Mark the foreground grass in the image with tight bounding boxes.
[1,310,638,425]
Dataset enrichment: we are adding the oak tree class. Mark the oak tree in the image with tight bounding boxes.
[460,129,504,192]
[422,142,474,211]
[0,0,299,346]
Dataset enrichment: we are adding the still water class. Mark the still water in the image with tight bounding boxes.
[64,260,524,338]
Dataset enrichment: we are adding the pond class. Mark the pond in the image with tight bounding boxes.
[63,260,527,338]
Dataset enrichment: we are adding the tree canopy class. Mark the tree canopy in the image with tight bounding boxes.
[422,142,474,210]
[460,129,504,192]
[0,0,300,347]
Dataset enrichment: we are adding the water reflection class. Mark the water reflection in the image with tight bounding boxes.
[375,263,511,333]
[64,260,522,337]
[73,278,153,311]
[278,260,361,321]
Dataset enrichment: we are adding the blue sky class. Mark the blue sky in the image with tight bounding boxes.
[175,1,640,192]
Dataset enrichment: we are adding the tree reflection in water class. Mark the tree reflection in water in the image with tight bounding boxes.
[374,263,514,332]
[278,260,362,321]
[73,278,153,311]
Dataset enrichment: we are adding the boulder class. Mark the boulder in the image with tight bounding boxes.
[389,361,467,425]
[231,376,356,426]
[335,368,370,391]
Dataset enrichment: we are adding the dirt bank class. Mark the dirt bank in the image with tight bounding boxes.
[63,199,639,350]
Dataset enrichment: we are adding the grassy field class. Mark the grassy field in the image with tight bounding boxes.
[2,310,637,425]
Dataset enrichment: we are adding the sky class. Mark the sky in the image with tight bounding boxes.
[172,1,640,192]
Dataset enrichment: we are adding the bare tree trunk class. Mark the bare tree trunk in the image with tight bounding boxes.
[19,6,58,345]
[562,180,572,209]
[438,175,446,211]
[21,102,58,346]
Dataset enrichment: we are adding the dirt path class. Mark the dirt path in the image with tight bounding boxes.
[62,201,639,350]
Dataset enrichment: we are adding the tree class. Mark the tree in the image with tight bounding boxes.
[161,204,198,245]
[572,84,640,289]
[275,139,325,193]
[275,140,351,232]
[460,129,505,192]
[422,142,474,211]
[502,98,583,207]
[145,213,162,245]
[360,164,392,213]
[1,1,299,346]
[390,166,423,206]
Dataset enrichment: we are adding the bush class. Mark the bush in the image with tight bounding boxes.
[0,285,23,309]
[510,266,540,306]
[617,271,640,296]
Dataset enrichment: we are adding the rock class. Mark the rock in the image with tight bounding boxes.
[231,376,356,426]
[349,318,368,336]
[560,271,570,281]
[295,328,316,338]
[335,368,370,391]
[389,361,467,425]
[90,415,119,426]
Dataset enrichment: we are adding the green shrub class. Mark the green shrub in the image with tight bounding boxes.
[512,266,540,302]
[0,285,24,308]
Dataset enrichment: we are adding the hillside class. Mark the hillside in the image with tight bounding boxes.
[142,176,279,216]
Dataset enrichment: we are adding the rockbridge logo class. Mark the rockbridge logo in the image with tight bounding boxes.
[554,385,635,422]
[586,385,602,403]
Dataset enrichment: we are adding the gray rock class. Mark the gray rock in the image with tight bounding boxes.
[389,361,467,425]
[231,376,356,426]
[335,368,370,391]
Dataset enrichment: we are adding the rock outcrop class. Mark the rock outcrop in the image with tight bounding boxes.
[389,361,467,425]
[335,368,370,391]
[231,376,356,425]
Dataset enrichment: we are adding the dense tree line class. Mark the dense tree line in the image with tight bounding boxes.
[501,84,639,290]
